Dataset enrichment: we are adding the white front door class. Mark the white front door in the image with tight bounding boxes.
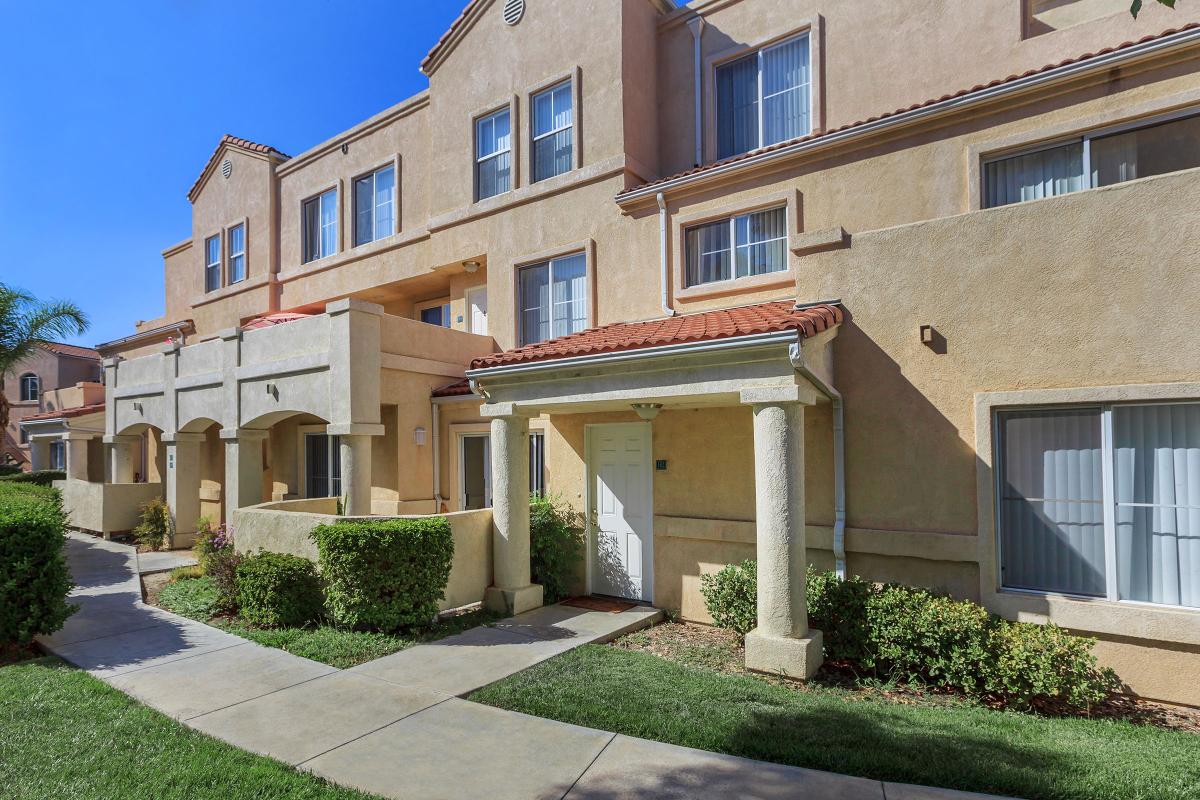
[588,423,653,601]
[467,286,488,335]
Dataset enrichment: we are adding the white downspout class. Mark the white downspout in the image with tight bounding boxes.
[431,400,442,511]
[657,192,675,317]
[789,336,847,578]
[686,15,705,167]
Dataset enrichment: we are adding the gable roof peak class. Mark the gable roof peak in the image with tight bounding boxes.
[187,134,291,202]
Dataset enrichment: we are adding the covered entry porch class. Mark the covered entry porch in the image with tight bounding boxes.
[467,301,843,679]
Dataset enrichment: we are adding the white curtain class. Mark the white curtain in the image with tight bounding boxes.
[374,166,395,239]
[999,409,1107,597]
[551,253,587,339]
[734,206,786,278]
[984,142,1084,208]
[761,35,810,148]
[1114,404,1200,608]
[354,174,374,245]
[477,111,511,199]
[533,83,572,182]
[1090,130,1139,187]
[685,221,731,286]
[319,190,337,258]
[519,264,550,346]
[716,54,758,160]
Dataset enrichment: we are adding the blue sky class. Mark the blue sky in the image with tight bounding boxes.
[0,1,478,348]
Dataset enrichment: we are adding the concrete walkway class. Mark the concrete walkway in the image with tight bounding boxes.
[40,533,1011,800]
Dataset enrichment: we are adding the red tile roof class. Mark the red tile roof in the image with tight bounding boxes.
[21,403,105,423]
[470,301,842,370]
[188,134,290,201]
[242,312,314,331]
[420,0,485,75]
[617,22,1200,200]
[40,341,100,360]
[432,378,474,398]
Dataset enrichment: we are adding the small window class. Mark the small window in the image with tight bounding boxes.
[204,234,222,292]
[354,165,396,246]
[529,431,546,497]
[685,206,787,288]
[419,303,451,328]
[228,223,246,284]
[304,432,342,499]
[983,112,1200,208]
[18,373,39,402]
[519,252,587,346]
[476,108,512,201]
[302,188,338,263]
[716,33,811,160]
[48,440,65,472]
[532,80,573,183]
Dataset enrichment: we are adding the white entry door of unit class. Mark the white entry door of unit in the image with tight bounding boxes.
[467,286,488,335]
[587,422,653,601]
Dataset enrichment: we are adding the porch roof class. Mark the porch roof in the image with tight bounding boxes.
[20,402,105,423]
[470,301,842,372]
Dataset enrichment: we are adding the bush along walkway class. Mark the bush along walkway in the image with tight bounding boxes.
[38,534,1016,800]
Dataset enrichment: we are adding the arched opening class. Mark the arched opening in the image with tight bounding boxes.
[115,422,166,485]
[178,417,224,525]
[242,410,333,504]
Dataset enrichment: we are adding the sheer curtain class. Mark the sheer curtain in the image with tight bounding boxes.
[374,166,395,239]
[354,174,374,246]
[551,253,587,339]
[519,264,550,346]
[319,190,337,258]
[716,54,758,160]
[999,409,1107,597]
[761,36,810,147]
[685,221,731,286]
[1113,404,1200,608]
[734,207,786,278]
[476,111,511,199]
[984,142,1084,208]
[533,82,572,182]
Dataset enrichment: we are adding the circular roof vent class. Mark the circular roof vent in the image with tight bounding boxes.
[502,0,525,26]
[221,159,233,179]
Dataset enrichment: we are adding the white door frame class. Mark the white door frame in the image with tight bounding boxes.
[584,421,654,603]
[457,432,492,510]
[466,285,488,335]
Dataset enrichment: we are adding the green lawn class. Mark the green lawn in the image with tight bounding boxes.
[0,658,377,800]
[471,645,1200,800]
[158,576,497,669]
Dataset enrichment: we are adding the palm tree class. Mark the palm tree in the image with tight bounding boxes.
[0,283,89,431]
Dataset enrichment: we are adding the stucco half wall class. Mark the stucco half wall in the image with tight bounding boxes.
[56,480,164,538]
[231,500,493,612]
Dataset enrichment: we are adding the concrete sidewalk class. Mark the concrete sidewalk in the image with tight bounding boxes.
[40,533,1012,800]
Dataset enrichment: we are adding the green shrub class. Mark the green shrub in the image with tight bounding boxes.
[699,560,757,636]
[0,464,21,476]
[0,470,65,486]
[235,552,323,628]
[312,517,453,632]
[530,494,584,603]
[0,482,75,644]
[207,546,244,614]
[132,497,172,551]
[986,619,1120,709]
[194,519,233,575]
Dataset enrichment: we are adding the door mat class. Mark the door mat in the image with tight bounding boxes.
[561,596,638,613]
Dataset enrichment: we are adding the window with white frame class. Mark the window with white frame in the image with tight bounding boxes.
[983,111,1200,208]
[476,108,512,201]
[716,33,811,160]
[419,302,451,328]
[49,440,65,472]
[18,373,39,402]
[532,80,573,183]
[518,252,587,346]
[997,403,1200,608]
[204,234,221,292]
[353,165,396,246]
[684,206,787,288]
[304,432,342,499]
[228,223,246,284]
[302,188,338,263]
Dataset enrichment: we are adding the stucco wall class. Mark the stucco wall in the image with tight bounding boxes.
[58,479,164,536]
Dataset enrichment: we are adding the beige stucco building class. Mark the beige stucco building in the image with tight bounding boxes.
[72,0,1200,703]
[4,342,102,471]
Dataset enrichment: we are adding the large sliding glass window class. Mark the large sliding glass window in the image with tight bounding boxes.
[228,223,246,284]
[684,206,787,287]
[716,33,811,160]
[518,252,587,346]
[302,188,338,263]
[997,403,1200,608]
[204,234,222,292]
[532,80,573,183]
[983,112,1200,208]
[476,108,512,201]
[353,165,395,246]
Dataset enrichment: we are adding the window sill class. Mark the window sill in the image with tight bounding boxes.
[190,275,269,308]
[674,271,795,304]
[984,587,1200,646]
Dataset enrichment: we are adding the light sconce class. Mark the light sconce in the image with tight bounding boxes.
[631,403,663,421]
[463,260,481,273]
[266,382,279,400]
[413,427,427,446]
[132,402,143,414]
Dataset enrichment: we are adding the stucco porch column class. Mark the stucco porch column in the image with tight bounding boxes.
[741,387,823,679]
[64,432,93,482]
[326,424,384,516]
[105,434,139,483]
[222,429,268,514]
[483,411,543,615]
[163,432,204,542]
[29,437,51,472]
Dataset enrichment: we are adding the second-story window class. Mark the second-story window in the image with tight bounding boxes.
[476,108,512,201]
[19,373,39,402]
[419,303,451,328]
[983,111,1200,208]
[518,252,587,346]
[716,33,811,160]
[228,223,246,284]
[303,188,338,263]
[354,165,396,246]
[685,206,787,288]
[204,234,222,292]
[532,80,573,183]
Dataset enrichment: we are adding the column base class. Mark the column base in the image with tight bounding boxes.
[484,584,544,616]
[744,627,824,680]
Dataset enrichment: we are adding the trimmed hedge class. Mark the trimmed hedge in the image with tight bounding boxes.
[530,495,585,603]
[0,482,75,644]
[235,552,323,628]
[312,517,453,632]
[699,560,757,635]
[0,470,65,486]
[0,464,21,476]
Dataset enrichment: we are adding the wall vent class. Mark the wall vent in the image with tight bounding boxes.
[221,159,233,179]
[502,0,525,26]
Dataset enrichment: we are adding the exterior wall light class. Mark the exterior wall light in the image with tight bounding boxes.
[413,426,427,446]
[631,403,663,421]
[463,260,481,273]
